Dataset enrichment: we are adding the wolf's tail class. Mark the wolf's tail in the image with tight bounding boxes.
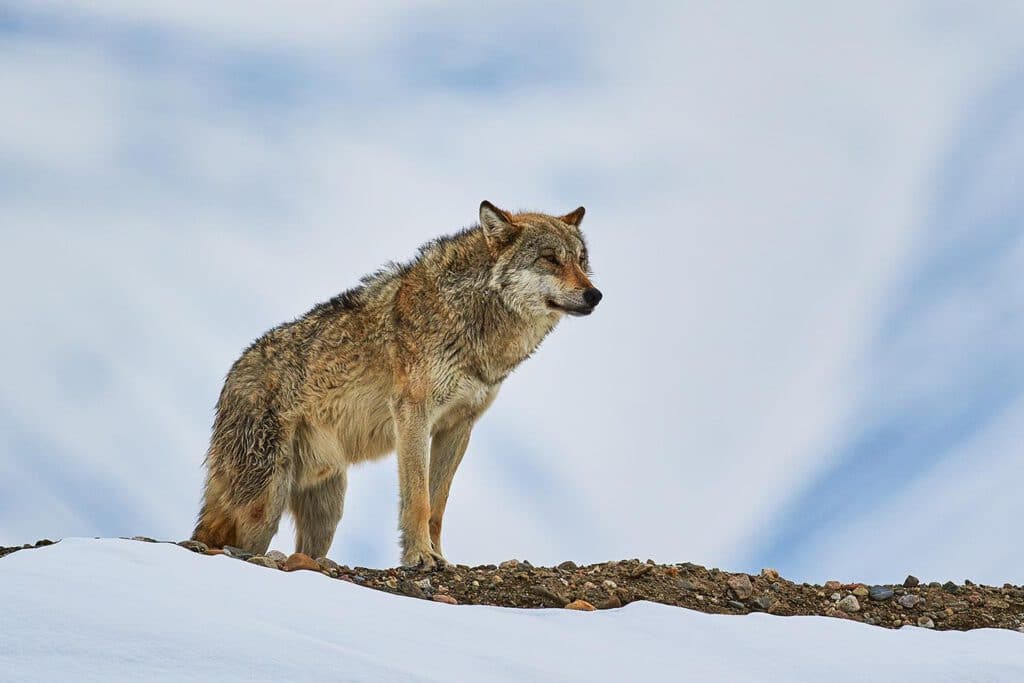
[192,468,239,548]
[192,399,287,552]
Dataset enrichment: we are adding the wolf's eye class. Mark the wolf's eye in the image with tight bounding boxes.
[540,253,561,266]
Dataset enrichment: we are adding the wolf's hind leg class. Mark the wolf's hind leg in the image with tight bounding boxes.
[291,471,347,559]
[232,468,291,555]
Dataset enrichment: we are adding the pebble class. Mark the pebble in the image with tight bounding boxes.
[433,594,458,605]
[727,600,747,610]
[728,574,753,600]
[761,568,779,580]
[917,616,935,629]
[266,550,288,563]
[942,581,961,594]
[898,594,921,609]
[530,586,569,607]
[557,560,578,571]
[869,586,894,601]
[204,548,225,556]
[598,594,623,609]
[830,592,842,602]
[317,557,341,572]
[223,546,254,561]
[852,585,869,599]
[499,559,519,570]
[903,575,920,588]
[247,556,278,569]
[178,540,208,554]
[837,595,861,613]
[583,581,597,590]
[281,552,321,572]
[602,579,618,590]
[565,599,596,611]
[492,575,504,585]
[824,581,842,591]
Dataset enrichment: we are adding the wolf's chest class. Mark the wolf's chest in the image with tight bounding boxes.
[464,317,557,386]
[429,373,498,432]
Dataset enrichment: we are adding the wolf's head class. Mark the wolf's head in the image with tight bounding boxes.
[479,201,602,318]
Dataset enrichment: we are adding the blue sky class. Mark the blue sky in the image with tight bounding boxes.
[1,1,1022,583]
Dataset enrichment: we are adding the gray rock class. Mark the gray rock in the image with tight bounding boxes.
[903,575,920,588]
[178,540,208,554]
[727,600,747,610]
[869,586,894,601]
[557,560,578,571]
[916,616,935,629]
[942,581,961,594]
[223,546,254,561]
[897,594,921,609]
[265,550,288,563]
[727,574,753,600]
[837,595,861,612]
[316,557,340,572]
[751,595,774,611]
[530,585,569,607]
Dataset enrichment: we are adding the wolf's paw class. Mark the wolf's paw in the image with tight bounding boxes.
[402,546,448,571]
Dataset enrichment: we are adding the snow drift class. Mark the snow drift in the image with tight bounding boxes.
[1,539,1021,682]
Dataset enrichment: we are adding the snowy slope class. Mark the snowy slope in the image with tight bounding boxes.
[1,539,1021,682]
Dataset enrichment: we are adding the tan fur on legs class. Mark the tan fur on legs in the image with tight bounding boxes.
[428,421,473,557]
[392,395,444,568]
[291,471,347,559]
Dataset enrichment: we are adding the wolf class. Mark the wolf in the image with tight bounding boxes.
[192,201,602,568]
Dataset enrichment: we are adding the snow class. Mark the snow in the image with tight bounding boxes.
[1,539,1021,682]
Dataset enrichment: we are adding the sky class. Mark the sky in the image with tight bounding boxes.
[1,1,1022,584]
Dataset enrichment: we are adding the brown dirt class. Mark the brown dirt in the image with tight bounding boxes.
[4,538,1023,634]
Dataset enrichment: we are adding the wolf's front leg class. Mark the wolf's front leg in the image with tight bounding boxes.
[428,421,473,559]
[393,398,446,569]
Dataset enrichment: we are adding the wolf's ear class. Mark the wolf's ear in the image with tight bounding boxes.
[480,201,518,251]
[561,206,585,227]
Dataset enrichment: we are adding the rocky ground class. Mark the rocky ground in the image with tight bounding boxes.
[4,538,1023,634]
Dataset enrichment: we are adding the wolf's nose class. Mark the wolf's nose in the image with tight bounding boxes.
[583,288,603,307]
